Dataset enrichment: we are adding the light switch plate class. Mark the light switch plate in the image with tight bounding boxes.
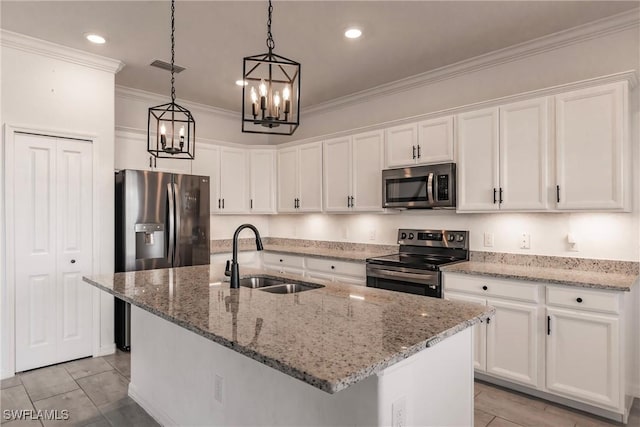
[520,233,531,249]
[483,232,494,248]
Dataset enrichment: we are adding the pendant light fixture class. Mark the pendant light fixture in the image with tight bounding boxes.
[241,0,300,135]
[148,0,195,159]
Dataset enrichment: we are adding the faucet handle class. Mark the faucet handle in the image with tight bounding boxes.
[224,260,231,276]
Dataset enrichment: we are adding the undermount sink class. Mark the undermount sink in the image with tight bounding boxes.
[238,276,324,294]
[239,277,286,289]
[259,283,324,294]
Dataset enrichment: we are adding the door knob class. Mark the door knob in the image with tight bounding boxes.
[70,259,76,264]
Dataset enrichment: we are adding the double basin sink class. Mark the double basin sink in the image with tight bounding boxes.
[239,276,324,294]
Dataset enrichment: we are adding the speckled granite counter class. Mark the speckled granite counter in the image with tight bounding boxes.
[210,237,397,262]
[83,264,492,394]
[442,258,639,292]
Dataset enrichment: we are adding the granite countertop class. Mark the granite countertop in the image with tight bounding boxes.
[83,264,492,394]
[442,261,639,291]
[210,238,397,262]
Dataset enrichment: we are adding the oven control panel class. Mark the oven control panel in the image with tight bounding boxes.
[397,229,468,249]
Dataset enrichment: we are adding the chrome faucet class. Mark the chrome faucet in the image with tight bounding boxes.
[225,224,264,288]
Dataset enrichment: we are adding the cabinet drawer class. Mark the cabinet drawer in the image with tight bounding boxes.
[305,257,365,278]
[546,286,620,314]
[263,252,305,269]
[444,273,539,303]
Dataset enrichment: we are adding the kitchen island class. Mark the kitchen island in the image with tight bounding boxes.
[83,264,493,426]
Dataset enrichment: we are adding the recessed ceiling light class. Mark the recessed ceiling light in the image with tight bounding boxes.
[85,33,106,44]
[344,28,362,39]
[235,80,248,86]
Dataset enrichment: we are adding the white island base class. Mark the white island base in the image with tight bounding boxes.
[128,306,474,426]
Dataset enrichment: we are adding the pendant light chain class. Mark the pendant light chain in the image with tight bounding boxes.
[170,0,176,102]
[266,0,275,54]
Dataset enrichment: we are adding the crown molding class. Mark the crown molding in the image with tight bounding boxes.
[115,85,238,120]
[303,9,640,116]
[0,30,124,74]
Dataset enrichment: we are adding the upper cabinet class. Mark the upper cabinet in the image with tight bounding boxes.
[191,144,220,215]
[115,131,192,174]
[249,150,277,213]
[385,115,454,168]
[324,130,384,212]
[555,82,628,211]
[457,98,550,212]
[277,142,323,213]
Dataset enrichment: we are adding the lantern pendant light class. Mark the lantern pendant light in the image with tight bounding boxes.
[148,0,195,159]
[241,0,300,135]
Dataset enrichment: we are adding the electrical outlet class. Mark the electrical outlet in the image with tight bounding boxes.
[369,228,377,241]
[483,232,494,248]
[392,396,406,427]
[214,374,223,404]
[567,233,579,252]
[520,233,531,249]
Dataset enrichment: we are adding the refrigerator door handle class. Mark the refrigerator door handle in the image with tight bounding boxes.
[173,182,181,266]
[167,182,175,264]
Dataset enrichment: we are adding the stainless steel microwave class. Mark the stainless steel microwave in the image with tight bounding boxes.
[382,163,456,209]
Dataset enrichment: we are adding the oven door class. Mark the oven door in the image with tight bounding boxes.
[366,263,442,298]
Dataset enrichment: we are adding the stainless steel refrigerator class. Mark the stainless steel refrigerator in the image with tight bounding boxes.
[114,170,210,350]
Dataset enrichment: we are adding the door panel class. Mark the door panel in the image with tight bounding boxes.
[249,150,276,213]
[277,147,298,212]
[298,142,323,212]
[173,174,210,267]
[323,136,352,212]
[15,134,58,371]
[219,147,248,213]
[445,292,487,371]
[385,123,418,167]
[352,131,384,211]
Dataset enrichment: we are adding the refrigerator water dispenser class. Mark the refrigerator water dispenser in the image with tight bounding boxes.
[135,223,165,260]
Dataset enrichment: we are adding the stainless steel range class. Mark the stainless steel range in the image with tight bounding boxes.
[366,229,469,297]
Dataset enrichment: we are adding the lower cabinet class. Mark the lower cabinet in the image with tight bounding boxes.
[444,272,633,420]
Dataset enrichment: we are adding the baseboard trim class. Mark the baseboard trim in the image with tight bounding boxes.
[475,372,625,423]
[94,344,116,358]
[128,383,177,427]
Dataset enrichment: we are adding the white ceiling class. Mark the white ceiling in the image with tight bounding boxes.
[2,1,638,111]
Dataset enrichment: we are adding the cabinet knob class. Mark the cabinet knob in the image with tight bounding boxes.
[331,265,335,270]
[576,297,583,303]
[482,285,488,291]
[70,259,76,264]
[279,259,283,263]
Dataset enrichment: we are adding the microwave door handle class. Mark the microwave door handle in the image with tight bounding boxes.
[427,173,435,204]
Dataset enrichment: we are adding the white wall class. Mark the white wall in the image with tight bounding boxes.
[1,36,120,377]
[115,87,269,146]
[211,215,270,240]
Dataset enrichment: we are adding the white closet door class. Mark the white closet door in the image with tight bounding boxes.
[14,133,93,371]
[56,139,93,362]
[15,134,58,371]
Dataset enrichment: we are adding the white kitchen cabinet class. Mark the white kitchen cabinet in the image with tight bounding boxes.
[385,117,453,167]
[499,97,549,210]
[249,150,277,213]
[457,98,549,212]
[262,252,306,276]
[115,130,192,174]
[416,115,455,164]
[555,82,628,211]
[445,292,487,371]
[219,147,249,213]
[191,144,220,214]
[277,142,323,212]
[456,107,499,211]
[324,131,384,212]
[445,275,540,387]
[486,298,540,387]
[305,257,366,285]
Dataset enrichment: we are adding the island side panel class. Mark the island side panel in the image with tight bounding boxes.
[128,306,379,426]
[376,328,474,426]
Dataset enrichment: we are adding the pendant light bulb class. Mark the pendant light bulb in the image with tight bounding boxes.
[283,86,290,101]
[160,124,166,135]
[274,91,281,107]
[250,87,258,103]
[259,80,267,97]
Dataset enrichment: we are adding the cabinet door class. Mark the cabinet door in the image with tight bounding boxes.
[219,147,248,213]
[486,299,539,387]
[445,292,487,371]
[192,145,220,213]
[456,107,499,211]
[499,98,549,210]
[249,150,276,213]
[115,132,153,171]
[555,82,627,210]
[298,142,323,212]
[385,123,418,167]
[417,116,454,164]
[352,130,384,212]
[546,308,620,408]
[277,147,298,213]
[323,136,352,212]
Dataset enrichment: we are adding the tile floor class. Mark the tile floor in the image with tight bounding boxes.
[2,351,638,426]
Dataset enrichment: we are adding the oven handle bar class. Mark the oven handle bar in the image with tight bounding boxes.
[366,266,438,286]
